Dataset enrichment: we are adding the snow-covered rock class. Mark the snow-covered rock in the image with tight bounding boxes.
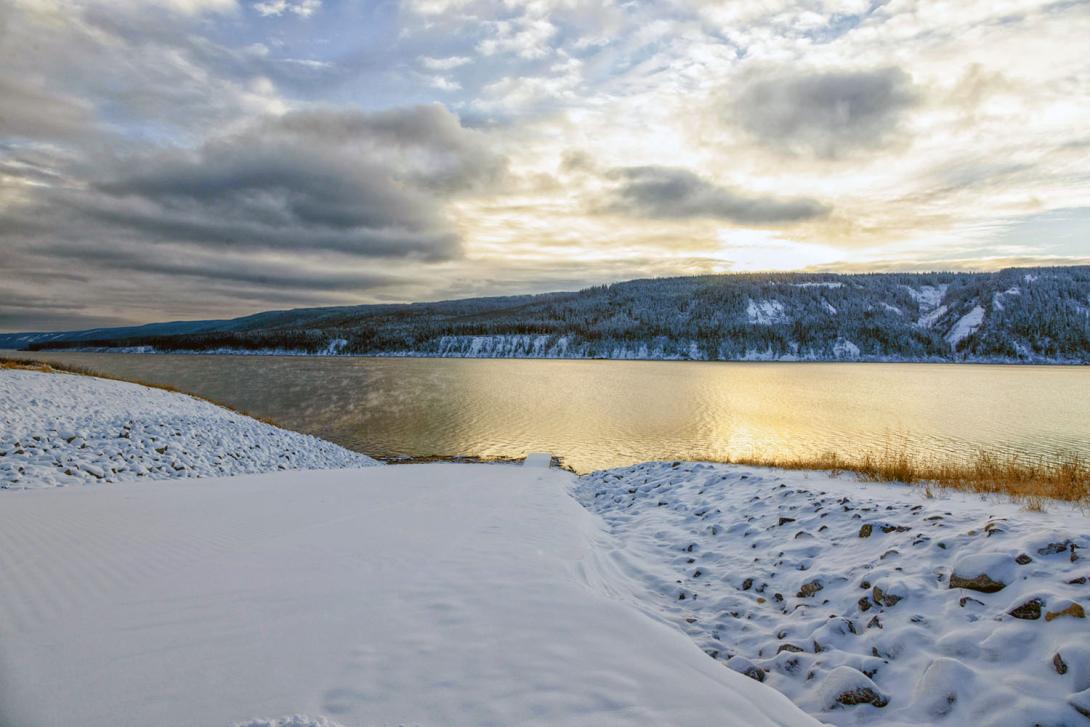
[0,370,377,488]
[832,338,860,359]
[574,461,1090,725]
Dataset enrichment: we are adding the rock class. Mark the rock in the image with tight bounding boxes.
[949,573,1006,592]
[778,516,796,526]
[949,553,1013,593]
[867,615,882,629]
[1008,597,1043,620]
[797,579,824,598]
[1044,601,1085,622]
[777,643,805,654]
[858,596,872,612]
[959,596,984,608]
[914,657,975,718]
[859,524,873,538]
[872,581,906,608]
[1055,653,1069,675]
[741,578,753,591]
[881,524,911,534]
[1038,540,1072,556]
[821,666,890,709]
[1071,688,1090,719]
[1059,645,1090,691]
[1015,553,1033,565]
[1069,576,1088,585]
[726,655,765,682]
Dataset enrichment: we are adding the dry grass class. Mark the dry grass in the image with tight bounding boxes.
[1,356,281,426]
[726,445,1090,505]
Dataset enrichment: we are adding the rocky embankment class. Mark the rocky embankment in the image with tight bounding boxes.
[0,369,377,488]
[576,462,1090,726]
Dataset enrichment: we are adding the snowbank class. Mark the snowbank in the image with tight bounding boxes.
[0,464,816,727]
[0,369,377,488]
[575,462,1090,726]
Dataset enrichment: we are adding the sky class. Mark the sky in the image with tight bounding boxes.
[2,0,1089,332]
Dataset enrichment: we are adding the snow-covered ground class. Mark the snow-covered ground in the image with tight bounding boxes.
[0,463,816,727]
[575,462,1090,726]
[2,369,1088,726]
[0,369,377,488]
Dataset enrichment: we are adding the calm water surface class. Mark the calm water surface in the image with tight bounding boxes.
[8,351,1090,473]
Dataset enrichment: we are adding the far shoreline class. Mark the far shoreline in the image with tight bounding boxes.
[4,347,1089,368]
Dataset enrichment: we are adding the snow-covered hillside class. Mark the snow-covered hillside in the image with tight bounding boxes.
[0,463,818,727]
[0,369,377,488]
[575,462,1090,726]
[14,265,1090,363]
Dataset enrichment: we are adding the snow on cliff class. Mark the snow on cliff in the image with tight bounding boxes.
[945,306,985,350]
[747,299,789,325]
[0,369,376,488]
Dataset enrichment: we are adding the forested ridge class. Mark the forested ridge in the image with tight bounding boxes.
[14,266,1090,363]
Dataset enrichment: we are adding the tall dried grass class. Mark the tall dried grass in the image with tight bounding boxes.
[728,446,1090,504]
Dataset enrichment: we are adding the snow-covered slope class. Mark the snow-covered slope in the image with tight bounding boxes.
[16,266,1090,363]
[0,464,818,727]
[575,462,1090,726]
[0,369,377,488]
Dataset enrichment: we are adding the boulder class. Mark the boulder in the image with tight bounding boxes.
[1044,601,1085,622]
[949,553,1014,593]
[726,655,765,683]
[913,657,976,719]
[820,666,889,709]
[1008,597,1043,620]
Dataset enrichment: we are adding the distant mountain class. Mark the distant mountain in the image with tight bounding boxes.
[8,266,1090,363]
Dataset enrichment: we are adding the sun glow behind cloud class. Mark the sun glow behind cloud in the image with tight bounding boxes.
[715,231,850,273]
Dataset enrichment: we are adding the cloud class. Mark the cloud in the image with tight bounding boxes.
[252,0,321,17]
[421,55,472,70]
[36,243,407,291]
[5,104,505,262]
[729,67,920,159]
[603,166,829,224]
[0,77,95,141]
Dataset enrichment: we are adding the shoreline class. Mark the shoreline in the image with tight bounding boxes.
[8,348,1090,366]
[3,356,1088,502]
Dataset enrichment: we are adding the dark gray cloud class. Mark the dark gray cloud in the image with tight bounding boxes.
[0,77,96,141]
[604,166,829,224]
[4,105,504,261]
[36,242,406,292]
[730,67,919,159]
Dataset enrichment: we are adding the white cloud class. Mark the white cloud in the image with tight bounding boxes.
[421,55,472,71]
[252,0,320,17]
